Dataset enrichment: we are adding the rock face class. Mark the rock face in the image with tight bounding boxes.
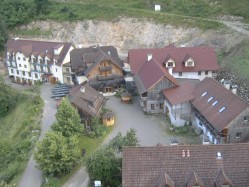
[17,18,246,58]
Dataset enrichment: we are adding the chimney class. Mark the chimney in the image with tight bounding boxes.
[224,80,230,90]
[168,67,173,75]
[187,150,190,157]
[231,85,238,95]
[80,86,85,93]
[147,53,152,61]
[217,152,222,160]
[182,150,185,157]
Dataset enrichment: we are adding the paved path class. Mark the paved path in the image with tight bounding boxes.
[18,84,57,187]
[63,96,171,187]
[104,96,171,146]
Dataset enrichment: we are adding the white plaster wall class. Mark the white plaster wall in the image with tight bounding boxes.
[172,71,213,81]
[16,52,31,72]
[52,64,63,83]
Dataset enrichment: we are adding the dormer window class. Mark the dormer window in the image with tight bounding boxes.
[185,59,195,67]
[167,62,174,67]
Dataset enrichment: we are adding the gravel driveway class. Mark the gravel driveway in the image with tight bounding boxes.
[104,96,171,146]
[18,84,57,187]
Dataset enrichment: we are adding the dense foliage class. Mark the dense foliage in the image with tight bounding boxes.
[0,91,43,184]
[35,131,81,176]
[0,77,20,117]
[52,97,83,137]
[85,117,107,138]
[86,128,139,186]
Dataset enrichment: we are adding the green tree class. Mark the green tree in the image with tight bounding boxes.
[86,148,121,187]
[35,131,81,176]
[107,128,140,151]
[0,18,8,50]
[52,97,83,137]
[86,129,140,186]
[34,0,50,14]
[0,76,19,116]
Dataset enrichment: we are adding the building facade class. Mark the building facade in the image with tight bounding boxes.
[5,38,73,84]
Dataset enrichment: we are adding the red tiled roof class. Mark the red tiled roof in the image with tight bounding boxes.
[163,81,196,105]
[122,143,249,187]
[128,45,219,74]
[191,77,249,132]
[6,39,72,66]
[134,59,178,94]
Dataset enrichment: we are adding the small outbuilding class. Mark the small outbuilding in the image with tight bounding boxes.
[121,92,132,103]
[102,112,115,126]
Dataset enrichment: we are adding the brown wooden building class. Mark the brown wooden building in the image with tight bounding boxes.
[70,46,124,93]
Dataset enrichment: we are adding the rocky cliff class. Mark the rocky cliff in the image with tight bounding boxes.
[18,18,246,58]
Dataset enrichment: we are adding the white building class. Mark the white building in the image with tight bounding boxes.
[5,38,74,85]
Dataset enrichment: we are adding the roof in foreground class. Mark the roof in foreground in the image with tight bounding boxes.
[191,77,249,132]
[122,143,249,187]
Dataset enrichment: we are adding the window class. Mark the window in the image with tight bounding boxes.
[178,72,182,77]
[35,73,38,78]
[199,122,203,127]
[11,69,14,74]
[202,92,207,97]
[66,67,70,72]
[23,57,25,61]
[151,104,155,110]
[16,70,19,75]
[22,71,25,76]
[219,107,226,113]
[160,103,164,109]
[198,71,201,75]
[186,61,193,66]
[205,71,208,75]
[66,76,71,83]
[55,68,57,72]
[167,62,173,67]
[236,132,242,138]
[107,118,111,121]
[19,64,21,67]
[244,116,249,121]
[212,100,218,106]
[208,97,213,102]
[24,65,27,68]
[18,57,20,60]
[28,72,31,77]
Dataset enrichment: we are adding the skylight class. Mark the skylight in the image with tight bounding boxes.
[219,107,226,113]
[208,97,214,102]
[212,101,218,106]
[202,92,207,97]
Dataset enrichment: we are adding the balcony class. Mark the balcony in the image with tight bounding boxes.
[99,66,112,71]
[97,74,115,81]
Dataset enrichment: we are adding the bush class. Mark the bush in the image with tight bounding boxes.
[85,117,107,138]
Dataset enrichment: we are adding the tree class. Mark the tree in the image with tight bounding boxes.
[86,148,121,187]
[35,131,81,176]
[86,129,140,186]
[52,97,83,137]
[107,128,140,151]
[0,76,19,117]
[0,17,8,50]
[34,0,50,14]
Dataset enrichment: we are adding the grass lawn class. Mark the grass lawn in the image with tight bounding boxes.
[43,0,223,30]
